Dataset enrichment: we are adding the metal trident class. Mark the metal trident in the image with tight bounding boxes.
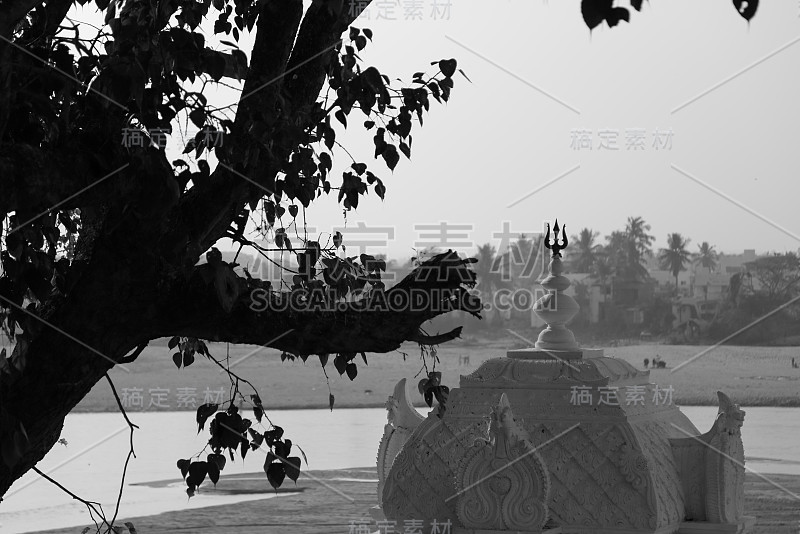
[544,219,568,258]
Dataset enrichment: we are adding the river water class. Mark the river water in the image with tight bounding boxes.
[0,406,798,533]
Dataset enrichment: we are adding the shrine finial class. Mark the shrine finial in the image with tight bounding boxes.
[544,218,568,259]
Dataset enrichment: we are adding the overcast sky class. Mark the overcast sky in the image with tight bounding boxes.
[73,0,800,261]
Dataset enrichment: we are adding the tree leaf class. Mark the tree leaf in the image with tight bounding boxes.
[285,456,301,482]
[418,378,429,395]
[374,180,386,200]
[186,461,208,487]
[266,462,286,490]
[581,0,610,30]
[196,403,218,434]
[605,7,629,27]
[295,444,309,467]
[168,336,180,349]
[333,355,347,375]
[189,108,206,128]
[424,389,433,408]
[249,428,265,448]
[207,461,220,485]
[399,141,410,159]
[208,453,226,471]
[345,362,357,380]
[204,52,226,81]
[335,109,347,127]
[732,0,758,21]
[177,458,190,479]
[381,144,399,171]
[172,352,182,368]
[438,58,457,78]
[329,393,335,411]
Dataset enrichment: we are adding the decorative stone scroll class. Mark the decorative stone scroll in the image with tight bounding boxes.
[671,391,754,533]
[376,378,425,500]
[455,394,551,533]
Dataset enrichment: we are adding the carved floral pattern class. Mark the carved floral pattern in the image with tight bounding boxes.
[455,395,550,531]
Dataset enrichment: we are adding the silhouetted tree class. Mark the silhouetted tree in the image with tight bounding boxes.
[0,0,479,506]
[694,241,719,272]
[659,233,692,296]
[746,253,800,303]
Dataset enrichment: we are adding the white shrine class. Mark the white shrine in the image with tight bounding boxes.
[373,220,755,534]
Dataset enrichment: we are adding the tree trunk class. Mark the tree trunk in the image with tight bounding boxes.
[0,233,165,496]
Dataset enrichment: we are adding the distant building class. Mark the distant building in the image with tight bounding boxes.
[646,249,758,300]
[716,249,756,275]
[611,277,655,307]
[693,271,730,301]
[649,269,692,297]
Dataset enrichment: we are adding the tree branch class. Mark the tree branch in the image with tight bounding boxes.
[0,144,107,218]
[17,0,74,46]
[283,0,365,113]
[0,0,45,38]
[168,0,303,262]
[31,466,110,530]
[167,0,370,265]
[105,373,138,531]
[154,250,481,355]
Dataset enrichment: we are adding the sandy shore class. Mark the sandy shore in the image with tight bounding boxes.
[68,340,800,414]
[28,467,800,534]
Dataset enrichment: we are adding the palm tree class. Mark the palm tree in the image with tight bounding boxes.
[570,228,601,273]
[604,230,629,274]
[625,216,655,260]
[659,233,692,296]
[693,241,718,273]
[603,216,655,282]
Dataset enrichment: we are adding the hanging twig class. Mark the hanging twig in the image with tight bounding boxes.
[105,373,139,530]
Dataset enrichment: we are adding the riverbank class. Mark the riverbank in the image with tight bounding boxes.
[65,339,800,413]
[28,467,800,534]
